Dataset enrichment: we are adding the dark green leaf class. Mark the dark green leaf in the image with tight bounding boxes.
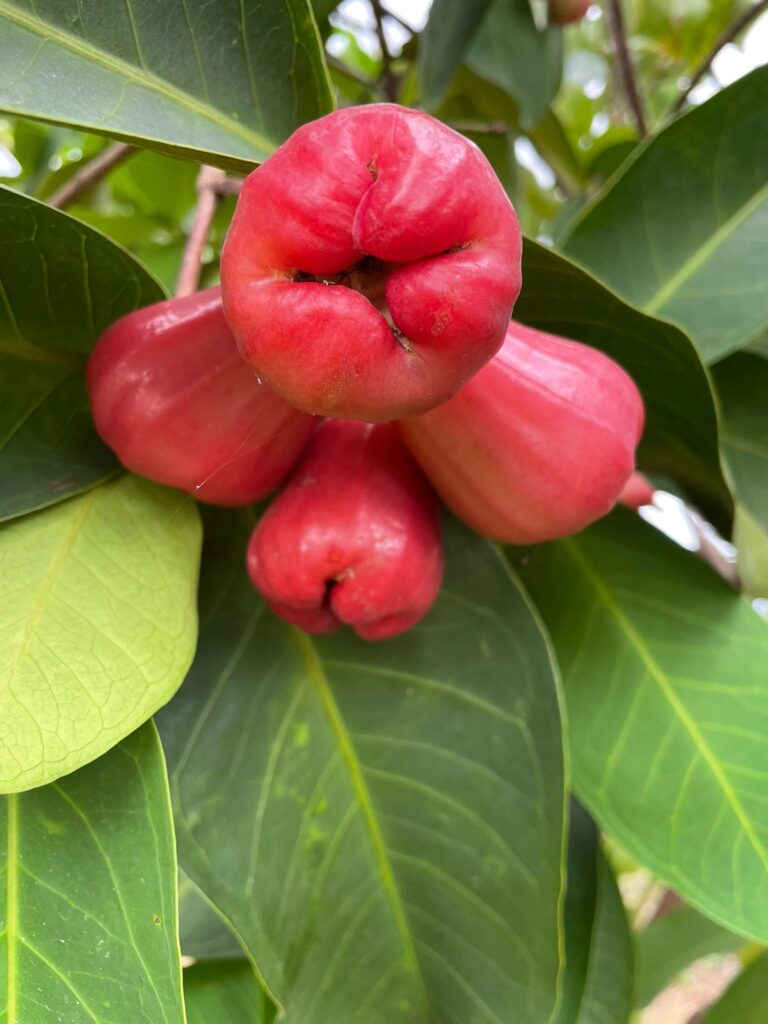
[418,0,495,108]
[522,509,768,942]
[158,510,566,1024]
[465,0,562,129]
[516,240,731,530]
[563,67,768,363]
[0,476,201,792]
[179,873,244,961]
[184,960,274,1024]
[0,186,163,517]
[0,723,184,1023]
[635,905,746,1008]
[557,801,633,1024]
[0,0,333,170]
[713,351,768,531]
[702,951,768,1022]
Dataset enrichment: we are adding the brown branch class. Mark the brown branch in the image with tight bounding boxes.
[214,176,244,198]
[370,0,398,102]
[671,0,768,115]
[175,165,226,299]
[605,0,648,137]
[48,142,135,209]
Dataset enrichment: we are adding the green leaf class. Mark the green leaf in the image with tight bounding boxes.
[0,185,164,355]
[634,905,746,1008]
[184,961,273,1024]
[0,0,333,170]
[734,507,768,598]
[418,0,495,108]
[465,0,562,129]
[0,186,165,518]
[516,240,731,530]
[0,723,185,1023]
[557,802,633,1024]
[0,475,201,792]
[179,873,244,961]
[522,509,768,942]
[563,67,768,363]
[702,951,768,1022]
[158,510,567,1024]
[713,351,768,531]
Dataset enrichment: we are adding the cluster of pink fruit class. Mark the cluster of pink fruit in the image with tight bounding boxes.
[88,105,644,641]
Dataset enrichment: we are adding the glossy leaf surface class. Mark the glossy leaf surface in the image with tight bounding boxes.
[564,68,768,363]
[0,724,184,1022]
[0,0,333,169]
[0,187,163,519]
[0,476,200,792]
[159,511,567,1024]
[523,510,768,942]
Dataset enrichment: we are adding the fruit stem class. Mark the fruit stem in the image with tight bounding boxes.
[175,165,227,298]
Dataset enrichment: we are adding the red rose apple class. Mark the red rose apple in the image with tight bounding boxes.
[221,104,522,422]
[398,321,644,544]
[87,288,315,506]
[247,419,443,640]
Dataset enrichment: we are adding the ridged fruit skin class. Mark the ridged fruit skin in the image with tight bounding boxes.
[619,472,655,509]
[549,0,591,25]
[398,321,645,544]
[221,103,522,422]
[247,420,443,640]
[87,288,315,506]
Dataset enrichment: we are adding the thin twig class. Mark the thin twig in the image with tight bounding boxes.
[605,0,648,137]
[214,176,244,198]
[671,0,768,114]
[175,165,226,299]
[48,142,135,209]
[370,0,398,102]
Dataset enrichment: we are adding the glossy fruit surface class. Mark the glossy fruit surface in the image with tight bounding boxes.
[87,288,315,506]
[247,419,443,640]
[221,103,522,422]
[398,321,645,544]
[549,0,591,25]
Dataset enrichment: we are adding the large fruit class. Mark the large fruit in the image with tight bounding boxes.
[87,288,315,506]
[221,103,522,422]
[247,419,443,640]
[398,321,644,544]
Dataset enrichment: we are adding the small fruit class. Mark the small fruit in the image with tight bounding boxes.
[87,288,315,506]
[618,472,655,509]
[221,103,522,422]
[549,0,591,25]
[247,419,443,640]
[398,321,644,544]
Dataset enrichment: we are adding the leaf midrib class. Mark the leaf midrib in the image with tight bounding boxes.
[291,628,428,1011]
[563,537,768,874]
[0,1,273,153]
[5,488,98,698]
[643,184,767,315]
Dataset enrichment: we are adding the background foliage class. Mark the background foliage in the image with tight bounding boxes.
[0,1,767,1022]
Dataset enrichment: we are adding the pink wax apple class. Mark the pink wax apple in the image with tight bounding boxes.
[398,321,645,544]
[247,419,443,640]
[619,472,656,510]
[87,288,315,506]
[221,104,522,422]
